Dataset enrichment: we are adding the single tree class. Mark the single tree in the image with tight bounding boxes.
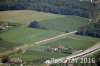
[2,56,10,63]
[29,21,40,28]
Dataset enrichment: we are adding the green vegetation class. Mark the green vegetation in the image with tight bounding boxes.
[77,20,100,38]
[8,34,100,66]
[0,26,63,44]
[43,37,98,50]
[0,10,91,45]
[77,5,100,38]
[0,10,99,66]
[0,0,96,18]
[39,16,89,32]
[0,10,64,24]
[0,40,22,52]
[0,0,100,66]
[30,46,51,51]
[1,56,10,63]
[10,50,67,65]
[11,50,67,59]
[28,34,100,52]
[29,21,40,28]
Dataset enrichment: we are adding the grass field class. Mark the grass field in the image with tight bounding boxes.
[9,35,100,66]
[9,50,68,66]
[0,10,91,46]
[0,10,64,24]
[39,16,89,32]
[43,38,97,50]
[0,10,90,32]
[10,50,67,60]
[0,10,99,51]
[0,26,63,44]
[68,34,100,42]
[28,35,100,51]
[0,40,22,52]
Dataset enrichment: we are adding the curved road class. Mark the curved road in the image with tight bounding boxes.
[45,43,100,64]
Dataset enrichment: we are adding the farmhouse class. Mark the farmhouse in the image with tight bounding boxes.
[79,0,99,3]
[49,48,59,52]
[58,45,65,50]
[46,45,70,52]
[0,23,12,30]
[10,58,22,63]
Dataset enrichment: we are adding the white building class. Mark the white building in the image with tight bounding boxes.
[79,0,99,3]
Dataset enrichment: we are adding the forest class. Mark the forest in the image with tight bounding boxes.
[76,20,100,38]
[0,0,100,38]
[0,0,97,18]
[76,5,100,38]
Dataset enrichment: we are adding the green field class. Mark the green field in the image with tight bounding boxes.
[0,40,22,52]
[1,34,100,65]
[0,26,63,44]
[11,50,67,60]
[0,10,91,46]
[43,38,97,50]
[0,10,99,51]
[39,16,89,32]
[68,34,100,42]
[9,50,68,66]
[29,35,100,51]
[9,35,100,66]
[0,10,100,66]
[0,10,64,24]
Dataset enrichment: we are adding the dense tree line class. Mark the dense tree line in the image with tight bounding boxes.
[76,3,100,38]
[76,19,100,38]
[0,0,97,18]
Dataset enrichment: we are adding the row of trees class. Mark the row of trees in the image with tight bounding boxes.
[76,3,100,38]
[76,20,100,38]
[0,0,96,18]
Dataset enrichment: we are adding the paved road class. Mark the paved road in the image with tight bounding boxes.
[45,43,100,64]
[35,31,77,45]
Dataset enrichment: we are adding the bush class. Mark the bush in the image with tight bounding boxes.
[2,56,10,63]
[28,21,40,28]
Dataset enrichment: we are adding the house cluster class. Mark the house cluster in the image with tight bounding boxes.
[10,58,22,63]
[0,23,10,30]
[0,58,22,66]
[46,45,69,52]
[79,0,99,4]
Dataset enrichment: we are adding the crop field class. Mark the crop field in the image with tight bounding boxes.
[39,16,89,32]
[10,50,68,60]
[0,10,64,24]
[9,35,100,66]
[0,10,90,47]
[68,34,100,42]
[29,35,100,51]
[0,10,99,50]
[43,38,97,50]
[0,26,63,44]
[0,40,22,52]
[9,48,68,65]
